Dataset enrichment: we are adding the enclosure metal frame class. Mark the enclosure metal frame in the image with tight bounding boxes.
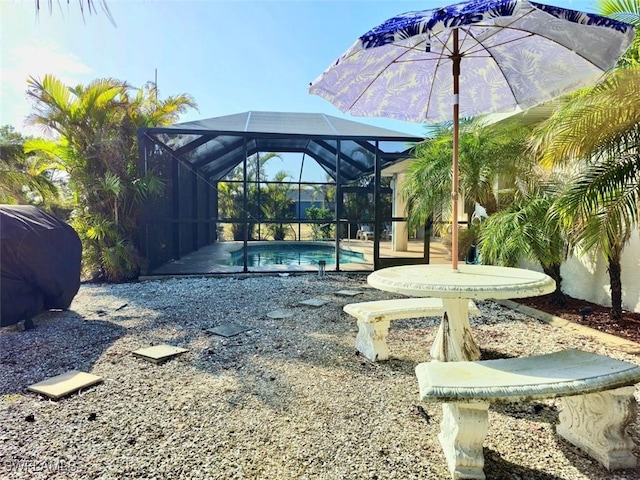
[137,112,424,274]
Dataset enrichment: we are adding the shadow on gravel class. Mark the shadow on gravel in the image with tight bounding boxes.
[484,448,566,479]
[487,403,623,479]
[0,310,125,395]
[555,437,633,480]
[480,348,515,360]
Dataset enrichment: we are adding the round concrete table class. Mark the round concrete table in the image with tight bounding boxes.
[367,264,556,362]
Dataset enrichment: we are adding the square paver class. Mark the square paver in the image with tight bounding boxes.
[206,324,250,337]
[132,344,188,364]
[27,370,103,400]
[299,298,329,307]
[334,290,363,297]
[267,309,295,319]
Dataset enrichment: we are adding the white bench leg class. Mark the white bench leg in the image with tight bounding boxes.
[430,298,481,362]
[438,402,490,479]
[355,319,390,361]
[557,386,638,470]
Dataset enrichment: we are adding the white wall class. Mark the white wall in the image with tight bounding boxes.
[560,230,640,313]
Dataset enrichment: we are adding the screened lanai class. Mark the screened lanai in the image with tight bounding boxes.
[137,111,432,275]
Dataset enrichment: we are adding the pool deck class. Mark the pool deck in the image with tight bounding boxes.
[143,238,450,278]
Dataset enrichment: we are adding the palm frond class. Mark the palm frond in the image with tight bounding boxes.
[531,67,640,166]
[596,0,640,25]
[36,0,116,26]
[552,153,639,258]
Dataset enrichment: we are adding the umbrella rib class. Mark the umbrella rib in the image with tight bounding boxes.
[494,26,610,71]
[393,27,605,70]
[339,3,618,118]
[460,31,534,58]
[346,39,444,112]
[459,6,538,53]
[463,28,521,110]
[457,4,610,71]
[431,28,455,57]
[425,30,455,123]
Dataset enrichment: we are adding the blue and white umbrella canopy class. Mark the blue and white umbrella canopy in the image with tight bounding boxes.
[309,0,635,269]
[309,0,635,123]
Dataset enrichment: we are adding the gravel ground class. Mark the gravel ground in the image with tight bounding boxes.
[0,274,639,480]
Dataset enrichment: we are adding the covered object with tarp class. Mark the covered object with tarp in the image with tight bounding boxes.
[0,205,82,327]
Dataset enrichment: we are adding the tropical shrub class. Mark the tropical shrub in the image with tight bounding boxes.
[306,205,333,239]
[25,76,196,281]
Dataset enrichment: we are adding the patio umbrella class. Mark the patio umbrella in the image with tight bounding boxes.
[309,0,635,270]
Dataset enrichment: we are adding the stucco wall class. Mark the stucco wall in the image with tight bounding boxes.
[560,230,640,313]
[518,230,640,313]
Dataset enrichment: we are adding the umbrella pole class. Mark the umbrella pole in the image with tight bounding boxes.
[451,28,461,271]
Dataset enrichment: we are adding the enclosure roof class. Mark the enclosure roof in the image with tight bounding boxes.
[150,111,423,139]
[140,111,422,182]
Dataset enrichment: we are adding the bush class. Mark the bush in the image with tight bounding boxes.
[306,206,333,239]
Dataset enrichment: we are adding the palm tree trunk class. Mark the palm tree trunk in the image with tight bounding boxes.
[607,254,624,322]
[542,263,566,306]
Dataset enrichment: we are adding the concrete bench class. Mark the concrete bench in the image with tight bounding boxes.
[344,298,481,361]
[415,349,640,479]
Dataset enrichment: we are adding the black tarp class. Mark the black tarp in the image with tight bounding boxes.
[0,205,82,327]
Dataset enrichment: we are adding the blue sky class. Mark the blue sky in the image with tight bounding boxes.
[0,0,597,179]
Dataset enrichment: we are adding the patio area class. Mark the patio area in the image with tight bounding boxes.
[1,274,638,479]
[144,238,450,277]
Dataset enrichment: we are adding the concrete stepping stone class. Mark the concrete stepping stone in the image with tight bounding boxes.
[132,344,188,364]
[299,298,329,307]
[206,323,250,337]
[267,309,295,319]
[27,370,103,400]
[334,289,363,297]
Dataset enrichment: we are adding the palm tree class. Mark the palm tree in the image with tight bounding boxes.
[479,174,568,305]
[403,118,533,259]
[309,173,336,209]
[0,125,59,206]
[218,152,282,240]
[25,75,196,281]
[261,170,295,240]
[529,2,640,321]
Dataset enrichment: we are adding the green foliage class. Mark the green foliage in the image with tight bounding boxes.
[25,75,196,282]
[403,118,533,236]
[101,239,143,283]
[596,0,640,67]
[403,115,568,301]
[217,153,291,240]
[306,205,333,239]
[217,180,246,240]
[527,1,640,320]
[0,125,60,206]
[71,211,142,282]
[480,177,566,269]
[342,189,372,224]
[531,68,640,168]
[261,171,295,240]
[309,174,336,209]
[340,175,391,221]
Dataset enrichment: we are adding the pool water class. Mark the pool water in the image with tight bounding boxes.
[228,243,366,267]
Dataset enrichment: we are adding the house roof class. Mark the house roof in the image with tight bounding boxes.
[139,111,422,182]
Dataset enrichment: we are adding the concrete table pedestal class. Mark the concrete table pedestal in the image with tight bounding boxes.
[367,264,556,362]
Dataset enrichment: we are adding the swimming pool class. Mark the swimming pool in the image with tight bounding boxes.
[227,242,366,267]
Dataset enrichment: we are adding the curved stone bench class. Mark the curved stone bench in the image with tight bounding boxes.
[415,349,640,479]
[344,298,481,361]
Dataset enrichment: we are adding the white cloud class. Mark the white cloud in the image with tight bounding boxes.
[0,42,92,134]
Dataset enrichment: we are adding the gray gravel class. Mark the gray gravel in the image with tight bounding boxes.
[0,274,639,480]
